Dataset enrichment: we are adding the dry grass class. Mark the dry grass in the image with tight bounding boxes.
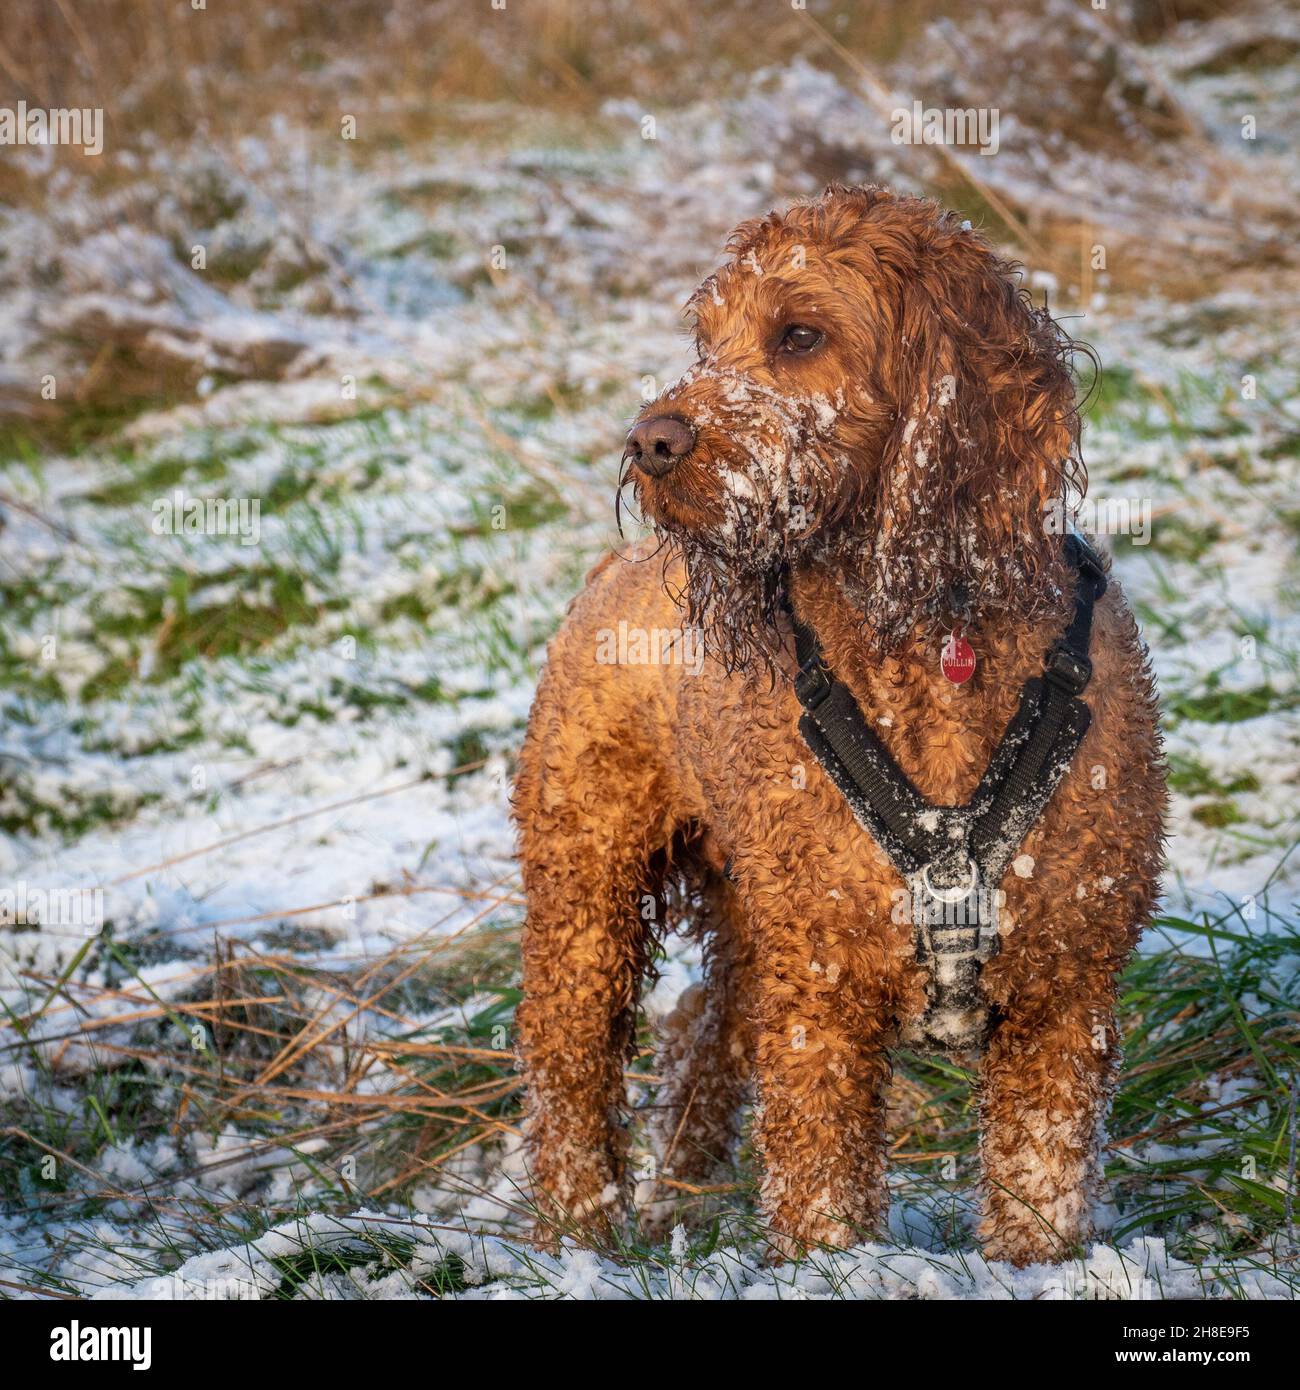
[2,0,1296,1299]
[2,0,941,145]
[3,0,1279,294]
[3,899,1296,1294]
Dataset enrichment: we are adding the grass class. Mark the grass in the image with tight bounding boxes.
[1167,682,1300,726]
[2,0,1298,1298]
[0,911,1295,1298]
[4,411,1296,1294]
[4,344,1298,1293]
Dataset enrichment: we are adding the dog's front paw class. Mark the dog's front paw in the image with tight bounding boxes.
[978,1216,1082,1268]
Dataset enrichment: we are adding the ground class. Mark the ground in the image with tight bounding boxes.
[0,1,1297,1298]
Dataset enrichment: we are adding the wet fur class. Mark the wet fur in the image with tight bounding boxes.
[515,185,1167,1264]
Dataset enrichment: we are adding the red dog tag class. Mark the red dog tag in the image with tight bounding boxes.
[941,631,976,684]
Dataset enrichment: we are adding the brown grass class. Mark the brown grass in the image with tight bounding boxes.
[2,0,946,155]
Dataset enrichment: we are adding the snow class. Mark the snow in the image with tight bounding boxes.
[1,7,1297,1300]
[63,1210,1291,1301]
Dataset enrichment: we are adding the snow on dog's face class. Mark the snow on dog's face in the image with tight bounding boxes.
[623,185,1085,672]
[632,367,872,564]
[627,251,891,570]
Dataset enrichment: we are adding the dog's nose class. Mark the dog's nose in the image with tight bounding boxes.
[624,416,696,477]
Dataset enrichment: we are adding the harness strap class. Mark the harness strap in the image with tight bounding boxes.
[968,535,1105,881]
[795,683,937,876]
[783,534,1107,1053]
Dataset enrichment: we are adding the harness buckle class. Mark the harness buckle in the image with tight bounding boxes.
[794,659,834,710]
[916,859,989,952]
[1044,642,1092,696]
[920,858,979,903]
[911,860,999,1054]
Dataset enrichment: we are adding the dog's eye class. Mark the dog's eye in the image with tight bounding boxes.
[779,324,824,354]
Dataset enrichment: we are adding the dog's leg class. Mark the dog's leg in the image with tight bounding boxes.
[515,760,665,1240]
[977,991,1120,1265]
[648,871,754,1211]
[749,948,895,1258]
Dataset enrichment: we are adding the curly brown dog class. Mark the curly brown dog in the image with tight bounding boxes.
[514,184,1166,1266]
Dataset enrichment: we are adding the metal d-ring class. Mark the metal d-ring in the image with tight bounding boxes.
[921,858,979,904]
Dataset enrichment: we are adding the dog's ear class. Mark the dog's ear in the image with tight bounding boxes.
[865,220,1083,644]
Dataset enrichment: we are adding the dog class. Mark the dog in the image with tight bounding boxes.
[514,185,1166,1266]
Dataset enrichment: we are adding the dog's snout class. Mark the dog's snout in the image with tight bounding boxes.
[624,415,696,478]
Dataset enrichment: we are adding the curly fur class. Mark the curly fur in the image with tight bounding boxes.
[515,185,1166,1265]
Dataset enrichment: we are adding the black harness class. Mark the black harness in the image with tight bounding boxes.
[784,534,1108,1055]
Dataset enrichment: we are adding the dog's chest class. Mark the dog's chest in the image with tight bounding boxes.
[690,657,1001,857]
[831,656,1015,807]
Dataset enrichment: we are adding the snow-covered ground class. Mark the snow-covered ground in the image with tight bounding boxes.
[1,6,1297,1298]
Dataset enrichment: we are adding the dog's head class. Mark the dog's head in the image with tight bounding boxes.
[623,184,1085,669]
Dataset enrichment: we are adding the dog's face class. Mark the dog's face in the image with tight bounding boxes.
[626,243,894,563]
[623,185,1083,667]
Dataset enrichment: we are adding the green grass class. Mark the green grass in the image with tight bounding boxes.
[1,912,1295,1297]
[88,562,324,694]
[1167,756,1261,799]
[1167,682,1300,726]
[75,437,241,507]
[2,67,1298,1297]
